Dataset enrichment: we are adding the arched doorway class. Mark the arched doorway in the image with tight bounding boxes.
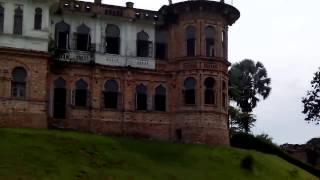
[53,78,67,119]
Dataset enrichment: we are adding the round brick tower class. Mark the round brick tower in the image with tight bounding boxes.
[160,0,240,145]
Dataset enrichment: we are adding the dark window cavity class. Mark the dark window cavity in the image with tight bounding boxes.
[137,31,152,57]
[186,26,196,57]
[12,67,27,98]
[105,24,120,54]
[75,79,88,107]
[222,29,227,57]
[136,84,147,110]
[0,5,4,33]
[34,8,42,30]
[155,30,168,59]
[154,85,166,111]
[13,6,23,35]
[104,80,119,109]
[55,21,70,49]
[76,24,91,51]
[222,81,227,108]
[184,77,196,105]
[205,26,215,57]
[204,77,216,105]
[222,92,227,108]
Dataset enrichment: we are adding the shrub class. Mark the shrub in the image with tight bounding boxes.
[241,155,254,171]
[230,132,320,177]
[288,168,299,178]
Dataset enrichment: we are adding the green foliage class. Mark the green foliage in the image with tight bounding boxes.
[302,69,320,124]
[230,132,320,177]
[229,59,271,113]
[0,129,317,180]
[229,106,256,133]
[241,155,254,171]
[255,133,274,144]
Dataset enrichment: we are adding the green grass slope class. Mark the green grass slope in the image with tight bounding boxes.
[0,129,317,180]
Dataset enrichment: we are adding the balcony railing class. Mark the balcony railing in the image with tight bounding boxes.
[96,53,156,70]
[55,49,93,64]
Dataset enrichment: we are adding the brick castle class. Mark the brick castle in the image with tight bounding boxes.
[0,0,240,145]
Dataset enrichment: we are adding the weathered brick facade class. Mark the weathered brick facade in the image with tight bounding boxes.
[0,48,49,128]
[0,0,240,145]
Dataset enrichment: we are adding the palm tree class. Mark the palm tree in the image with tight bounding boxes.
[229,59,271,113]
[229,106,256,133]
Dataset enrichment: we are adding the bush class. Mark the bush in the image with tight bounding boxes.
[241,155,254,171]
[230,132,320,177]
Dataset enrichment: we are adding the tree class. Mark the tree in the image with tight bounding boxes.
[302,69,320,124]
[229,106,256,133]
[229,59,272,113]
[229,59,271,133]
[255,133,273,144]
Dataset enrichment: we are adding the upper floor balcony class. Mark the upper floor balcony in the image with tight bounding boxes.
[95,53,156,70]
[55,49,93,64]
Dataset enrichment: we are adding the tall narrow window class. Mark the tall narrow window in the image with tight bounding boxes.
[137,31,152,57]
[155,30,168,59]
[105,24,120,54]
[186,26,196,57]
[154,85,166,111]
[76,24,90,51]
[13,6,23,35]
[204,77,216,105]
[75,79,88,107]
[184,77,196,105]
[34,8,42,30]
[104,80,119,109]
[222,81,227,108]
[0,5,4,33]
[11,67,27,98]
[136,84,147,110]
[55,21,70,49]
[205,26,215,57]
[222,29,227,57]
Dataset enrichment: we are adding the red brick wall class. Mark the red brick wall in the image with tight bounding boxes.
[0,48,49,128]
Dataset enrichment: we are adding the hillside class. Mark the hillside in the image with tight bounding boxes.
[0,129,317,180]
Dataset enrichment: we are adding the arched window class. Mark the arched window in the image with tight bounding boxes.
[204,77,216,105]
[13,6,23,35]
[136,84,147,110]
[11,67,27,98]
[75,79,88,107]
[186,26,196,57]
[34,8,42,30]
[55,21,70,49]
[184,77,196,105]
[155,30,168,59]
[137,31,152,57]
[104,80,119,109]
[154,85,166,111]
[205,26,215,57]
[105,24,120,54]
[76,24,91,51]
[0,5,4,33]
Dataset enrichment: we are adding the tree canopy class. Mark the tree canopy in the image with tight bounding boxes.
[302,69,320,125]
[229,59,271,133]
[229,59,272,113]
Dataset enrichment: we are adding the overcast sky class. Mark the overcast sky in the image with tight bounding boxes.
[85,0,319,144]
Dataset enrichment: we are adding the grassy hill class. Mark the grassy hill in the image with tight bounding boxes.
[0,129,317,180]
